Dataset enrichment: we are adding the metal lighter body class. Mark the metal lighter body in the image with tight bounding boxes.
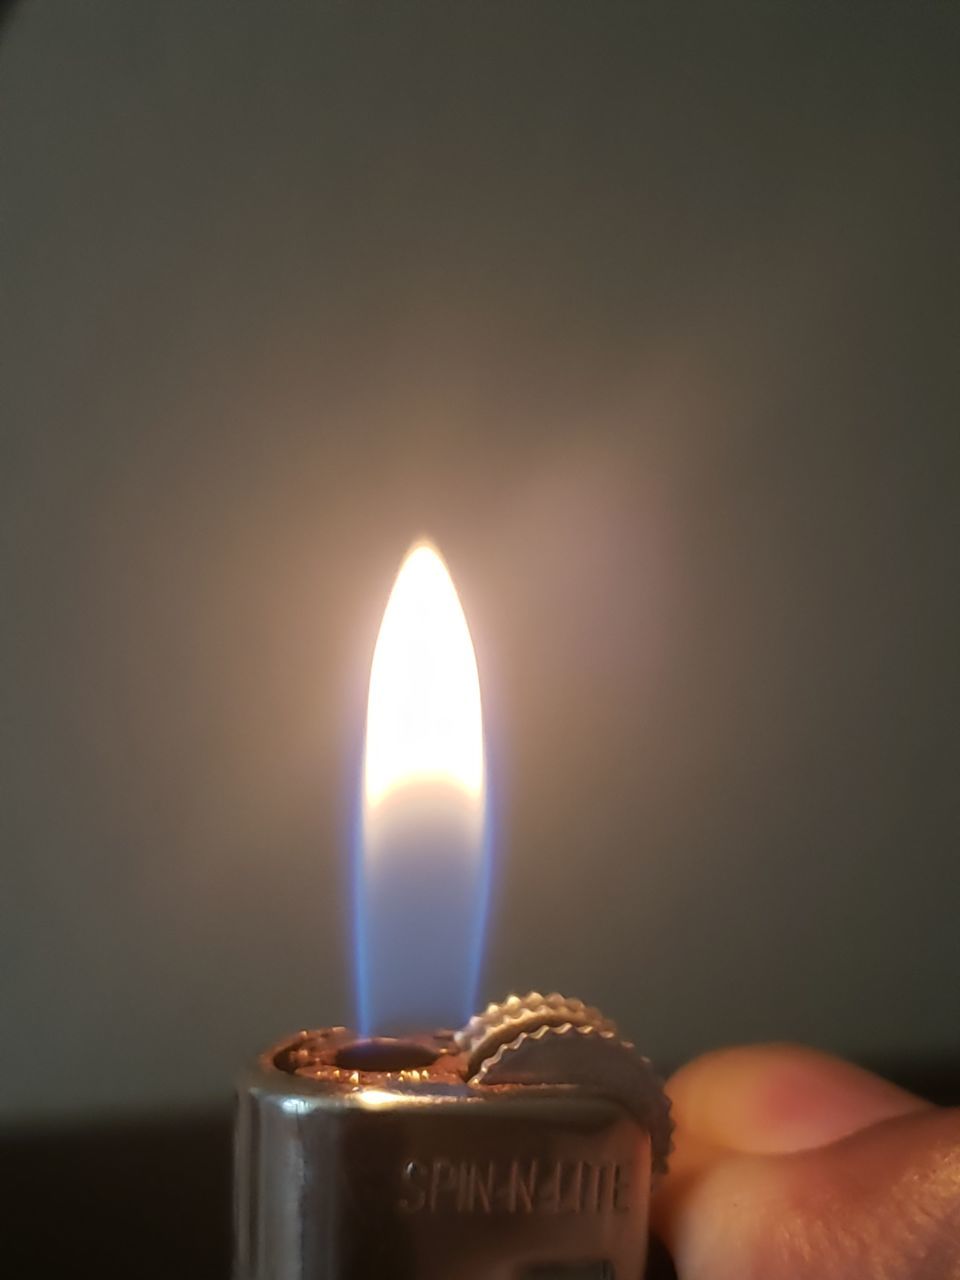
[235,997,671,1280]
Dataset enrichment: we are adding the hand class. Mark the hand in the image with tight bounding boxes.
[651,1044,960,1278]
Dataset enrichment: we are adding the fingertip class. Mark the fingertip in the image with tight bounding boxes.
[665,1042,927,1155]
[653,1148,779,1278]
[654,1105,960,1280]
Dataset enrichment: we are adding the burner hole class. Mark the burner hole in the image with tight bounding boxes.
[334,1038,439,1072]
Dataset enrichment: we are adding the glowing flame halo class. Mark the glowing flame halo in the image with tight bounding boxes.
[355,542,488,1035]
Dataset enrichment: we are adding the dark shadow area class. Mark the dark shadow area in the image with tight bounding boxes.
[0,0,19,37]
[1,1064,955,1280]
[0,1110,231,1278]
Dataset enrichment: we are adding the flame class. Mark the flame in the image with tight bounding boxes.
[356,541,489,1034]
[364,542,484,813]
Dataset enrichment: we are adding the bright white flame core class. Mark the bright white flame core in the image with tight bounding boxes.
[364,542,484,812]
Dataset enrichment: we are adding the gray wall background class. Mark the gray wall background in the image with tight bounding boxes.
[1,2,957,1123]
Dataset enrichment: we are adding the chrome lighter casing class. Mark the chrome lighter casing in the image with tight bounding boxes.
[235,1033,653,1280]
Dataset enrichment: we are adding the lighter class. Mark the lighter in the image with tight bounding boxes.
[235,993,672,1278]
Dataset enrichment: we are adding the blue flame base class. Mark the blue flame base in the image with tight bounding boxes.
[355,784,488,1036]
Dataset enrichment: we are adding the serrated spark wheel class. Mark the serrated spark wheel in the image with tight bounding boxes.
[455,990,618,1073]
[458,992,674,1177]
